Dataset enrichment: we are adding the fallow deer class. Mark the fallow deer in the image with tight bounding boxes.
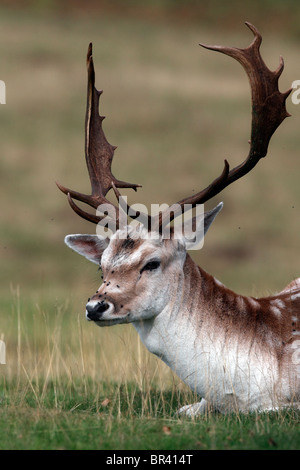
[57,23,300,415]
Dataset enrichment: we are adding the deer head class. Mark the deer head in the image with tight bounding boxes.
[57,23,291,326]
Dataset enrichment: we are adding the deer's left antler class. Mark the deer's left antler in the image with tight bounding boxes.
[155,22,292,230]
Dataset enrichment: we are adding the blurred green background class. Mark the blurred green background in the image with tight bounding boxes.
[0,0,299,343]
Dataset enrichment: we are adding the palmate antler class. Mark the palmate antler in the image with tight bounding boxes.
[155,22,292,230]
[56,43,142,227]
[58,23,292,233]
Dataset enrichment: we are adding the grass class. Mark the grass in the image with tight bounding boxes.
[0,291,299,450]
[0,4,299,450]
[0,381,299,450]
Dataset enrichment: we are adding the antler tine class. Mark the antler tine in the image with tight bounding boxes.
[57,43,142,228]
[156,22,292,231]
[66,192,104,225]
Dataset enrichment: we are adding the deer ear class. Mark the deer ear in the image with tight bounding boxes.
[64,234,109,264]
[202,202,223,236]
[179,202,223,250]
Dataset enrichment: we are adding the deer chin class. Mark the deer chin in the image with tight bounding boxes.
[93,315,131,327]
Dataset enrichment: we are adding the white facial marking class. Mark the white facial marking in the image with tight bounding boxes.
[101,226,162,270]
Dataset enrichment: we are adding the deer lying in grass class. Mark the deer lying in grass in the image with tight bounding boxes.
[57,23,300,415]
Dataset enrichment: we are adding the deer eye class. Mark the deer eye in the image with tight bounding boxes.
[140,260,161,274]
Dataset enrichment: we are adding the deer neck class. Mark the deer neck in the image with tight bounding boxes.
[132,254,281,408]
[132,254,236,376]
[133,253,235,351]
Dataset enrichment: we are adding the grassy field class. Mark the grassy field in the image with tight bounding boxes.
[1,388,299,450]
[0,292,299,450]
[0,3,299,450]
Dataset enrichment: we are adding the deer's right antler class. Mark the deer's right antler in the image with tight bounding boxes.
[56,43,142,228]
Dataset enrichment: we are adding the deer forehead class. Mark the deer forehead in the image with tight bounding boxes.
[101,226,182,270]
[102,240,156,269]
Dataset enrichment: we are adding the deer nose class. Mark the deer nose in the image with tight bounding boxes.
[86,300,110,321]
